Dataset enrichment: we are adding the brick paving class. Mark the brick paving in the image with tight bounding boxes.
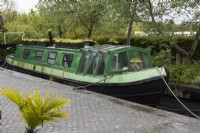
[0,69,200,133]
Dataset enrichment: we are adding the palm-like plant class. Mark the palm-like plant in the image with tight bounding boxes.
[0,88,70,133]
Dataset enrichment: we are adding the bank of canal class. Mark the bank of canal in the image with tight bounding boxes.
[158,94,200,118]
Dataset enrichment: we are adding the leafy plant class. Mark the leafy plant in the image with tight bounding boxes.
[0,88,70,133]
[153,48,171,65]
[168,63,200,85]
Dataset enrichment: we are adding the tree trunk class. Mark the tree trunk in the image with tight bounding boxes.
[58,25,63,38]
[185,25,200,64]
[87,26,93,38]
[147,0,155,22]
[126,0,138,45]
[144,0,164,34]
[126,18,134,45]
[176,53,180,65]
[0,15,7,32]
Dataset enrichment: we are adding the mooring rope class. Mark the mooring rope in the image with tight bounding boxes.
[156,67,200,120]
[73,75,112,91]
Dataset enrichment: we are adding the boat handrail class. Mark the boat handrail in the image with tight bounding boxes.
[3,32,25,44]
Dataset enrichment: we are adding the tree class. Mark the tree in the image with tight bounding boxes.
[0,0,16,23]
[0,13,7,32]
[74,1,106,38]
[0,0,16,33]
[3,10,48,41]
[107,0,140,45]
[108,0,170,45]
[169,1,200,64]
[0,88,70,133]
[37,1,108,38]
[37,0,75,38]
[124,0,138,45]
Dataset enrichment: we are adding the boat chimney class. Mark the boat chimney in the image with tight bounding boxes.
[48,29,54,46]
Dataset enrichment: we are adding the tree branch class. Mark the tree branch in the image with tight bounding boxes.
[173,44,189,57]
[147,0,155,22]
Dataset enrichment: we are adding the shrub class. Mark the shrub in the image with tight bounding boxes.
[168,64,200,85]
[0,88,70,133]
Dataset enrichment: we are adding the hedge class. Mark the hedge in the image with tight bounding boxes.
[1,35,200,61]
[93,35,200,60]
[168,64,200,85]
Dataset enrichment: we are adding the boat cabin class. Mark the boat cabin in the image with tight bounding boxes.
[77,45,153,76]
[12,44,153,76]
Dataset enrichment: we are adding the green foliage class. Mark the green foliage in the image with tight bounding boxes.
[4,10,48,42]
[168,64,200,85]
[2,1,200,43]
[74,1,107,38]
[0,88,70,133]
[0,48,15,60]
[93,35,200,61]
[153,49,171,65]
[23,38,49,42]
[0,49,7,60]
[22,38,96,44]
[37,1,74,38]
[37,0,108,38]
[0,35,4,43]
[2,33,23,44]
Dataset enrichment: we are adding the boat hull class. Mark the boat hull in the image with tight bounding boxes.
[86,77,167,107]
[5,63,169,107]
[0,60,4,65]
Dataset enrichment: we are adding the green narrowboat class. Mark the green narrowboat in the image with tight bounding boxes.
[6,43,169,107]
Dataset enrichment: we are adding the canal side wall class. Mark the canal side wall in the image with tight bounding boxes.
[167,83,200,101]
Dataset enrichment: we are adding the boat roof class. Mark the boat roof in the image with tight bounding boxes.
[82,44,131,53]
[18,44,149,53]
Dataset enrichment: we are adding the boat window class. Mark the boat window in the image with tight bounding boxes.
[35,50,43,62]
[87,52,99,75]
[47,52,57,64]
[23,49,30,59]
[77,51,90,74]
[96,53,107,75]
[111,52,128,70]
[62,53,74,68]
[130,51,149,71]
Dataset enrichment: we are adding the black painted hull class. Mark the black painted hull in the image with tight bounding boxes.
[6,63,169,107]
[0,60,5,65]
[75,76,168,107]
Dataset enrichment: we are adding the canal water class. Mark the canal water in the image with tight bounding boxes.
[158,94,200,118]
